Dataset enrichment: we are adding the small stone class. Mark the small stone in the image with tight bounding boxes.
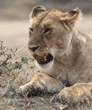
[7,99,13,105]
[12,108,16,110]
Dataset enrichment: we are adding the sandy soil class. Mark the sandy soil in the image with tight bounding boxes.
[0,15,92,110]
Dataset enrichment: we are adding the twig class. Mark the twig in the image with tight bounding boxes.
[0,54,11,67]
[57,74,65,88]
[0,41,4,56]
[13,43,28,57]
[0,41,3,50]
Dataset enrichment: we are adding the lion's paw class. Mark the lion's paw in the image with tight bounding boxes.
[19,85,32,96]
[51,86,91,105]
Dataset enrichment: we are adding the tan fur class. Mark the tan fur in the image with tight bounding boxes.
[19,6,92,106]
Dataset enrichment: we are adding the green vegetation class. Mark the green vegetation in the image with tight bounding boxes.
[13,101,24,108]
[0,41,35,75]
[0,41,36,104]
[3,84,17,98]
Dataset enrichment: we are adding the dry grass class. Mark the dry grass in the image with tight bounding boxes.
[0,15,92,109]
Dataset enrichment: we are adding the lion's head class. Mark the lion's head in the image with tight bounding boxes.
[28,6,82,70]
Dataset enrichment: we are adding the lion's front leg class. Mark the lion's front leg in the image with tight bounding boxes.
[52,83,92,105]
[19,73,63,96]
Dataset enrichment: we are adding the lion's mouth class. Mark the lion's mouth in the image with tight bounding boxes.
[33,53,53,65]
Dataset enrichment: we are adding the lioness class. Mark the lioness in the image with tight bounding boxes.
[19,6,92,104]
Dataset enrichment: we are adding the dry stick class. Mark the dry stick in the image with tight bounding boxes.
[0,41,3,50]
[0,41,6,56]
[57,73,65,88]
[12,43,28,57]
[50,74,65,103]
[0,54,11,67]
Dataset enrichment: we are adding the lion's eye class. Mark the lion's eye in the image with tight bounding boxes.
[44,28,51,34]
[29,28,33,32]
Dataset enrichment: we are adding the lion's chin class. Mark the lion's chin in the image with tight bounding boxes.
[33,53,53,65]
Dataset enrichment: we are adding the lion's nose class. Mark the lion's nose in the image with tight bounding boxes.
[28,46,39,52]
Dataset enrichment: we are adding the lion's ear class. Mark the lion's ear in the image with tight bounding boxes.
[61,8,82,27]
[30,6,46,18]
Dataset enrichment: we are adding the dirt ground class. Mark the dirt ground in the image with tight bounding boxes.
[0,15,92,110]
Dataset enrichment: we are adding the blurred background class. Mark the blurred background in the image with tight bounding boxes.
[0,0,92,55]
